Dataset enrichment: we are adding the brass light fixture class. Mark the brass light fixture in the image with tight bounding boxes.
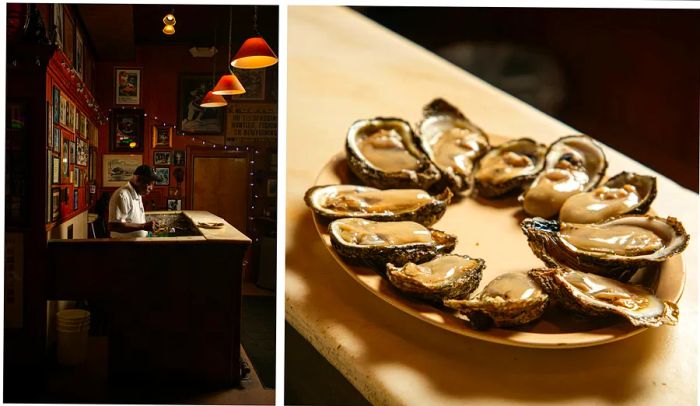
[162,9,176,35]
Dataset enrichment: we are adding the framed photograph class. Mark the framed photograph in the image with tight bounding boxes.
[69,141,76,165]
[74,167,80,187]
[168,187,181,197]
[177,74,225,134]
[76,137,88,166]
[52,86,60,123]
[64,11,74,64]
[53,127,61,153]
[51,188,60,221]
[61,138,69,178]
[65,100,75,132]
[267,178,277,197]
[75,29,84,79]
[80,114,88,137]
[153,150,172,165]
[103,154,142,187]
[73,189,78,210]
[154,167,170,186]
[52,156,60,184]
[167,198,182,211]
[152,125,173,147]
[110,108,144,152]
[47,102,53,149]
[173,150,186,166]
[53,4,63,48]
[59,93,67,126]
[230,68,266,101]
[115,67,141,105]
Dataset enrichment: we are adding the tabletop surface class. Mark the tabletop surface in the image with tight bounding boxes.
[286,6,698,405]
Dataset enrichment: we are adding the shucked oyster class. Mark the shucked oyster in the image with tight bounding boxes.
[529,267,678,327]
[346,118,441,190]
[386,254,484,302]
[521,135,607,218]
[416,99,491,193]
[559,171,657,223]
[305,185,452,226]
[444,272,549,329]
[521,215,689,280]
[474,138,547,198]
[329,218,457,269]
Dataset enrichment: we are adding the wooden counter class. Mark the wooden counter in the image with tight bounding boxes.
[286,7,698,405]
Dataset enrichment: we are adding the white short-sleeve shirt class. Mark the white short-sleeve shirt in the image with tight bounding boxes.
[108,181,147,238]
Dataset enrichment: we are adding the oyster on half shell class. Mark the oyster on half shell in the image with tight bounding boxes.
[521,215,689,280]
[529,267,678,327]
[329,218,457,269]
[559,171,657,224]
[386,254,484,302]
[416,99,491,193]
[346,118,441,190]
[473,138,547,198]
[443,272,549,329]
[521,135,607,218]
[305,185,452,226]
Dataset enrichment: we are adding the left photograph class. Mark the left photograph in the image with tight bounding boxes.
[5,4,278,404]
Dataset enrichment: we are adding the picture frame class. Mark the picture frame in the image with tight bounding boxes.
[76,137,88,166]
[61,138,69,179]
[53,4,62,48]
[168,187,181,197]
[74,167,80,187]
[52,86,60,123]
[173,150,186,166]
[167,198,182,211]
[267,178,277,197]
[110,108,144,152]
[103,154,143,188]
[59,93,67,126]
[47,102,53,149]
[69,140,76,165]
[52,156,60,184]
[75,29,84,79]
[154,167,170,186]
[153,150,172,165]
[53,127,61,153]
[152,125,173,147]
[51,188,60,221]
[177,74,225,134]
[115,67,141,105]
[80,113,88,137]
[230,68,266,101]
[73,189,78,211]
[65,99,75,132]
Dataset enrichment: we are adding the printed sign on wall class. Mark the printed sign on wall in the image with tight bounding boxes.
[226,103,277,142]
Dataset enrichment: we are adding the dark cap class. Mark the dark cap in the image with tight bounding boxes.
[133,165,163,183]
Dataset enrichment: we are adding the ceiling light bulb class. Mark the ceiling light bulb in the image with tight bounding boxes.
[163,14,176,26]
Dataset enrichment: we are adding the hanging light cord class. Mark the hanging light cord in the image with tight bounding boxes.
[253,5,261,36]
[211,15,218,84]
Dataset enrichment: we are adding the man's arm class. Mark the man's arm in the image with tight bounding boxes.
[108,221,155,234]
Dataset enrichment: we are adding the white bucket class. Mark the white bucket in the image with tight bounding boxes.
[56,309,90,365]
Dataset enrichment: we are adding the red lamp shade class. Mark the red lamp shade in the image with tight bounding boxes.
[231,37,278,69]
[200,91,227,108]
[212,73,246,95]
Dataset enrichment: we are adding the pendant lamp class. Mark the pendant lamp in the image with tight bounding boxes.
[162,9,176,35]
[230,6,278,69]
[213,7,247,95]
[200,91,227,108]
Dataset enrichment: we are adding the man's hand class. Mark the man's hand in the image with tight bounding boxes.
[143,220,156,232]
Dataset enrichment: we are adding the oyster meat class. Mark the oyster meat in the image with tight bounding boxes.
[305,185,452,226]
[444,272,549,329]
[346,118,441,190]
[521,215,689,279]
[416,99,491,193]
[529,267,678,327]
[521,135,607,218]
[329,218,457,269]
[473,138,547,198]
[559,171,657,223]
[386,254,484,302]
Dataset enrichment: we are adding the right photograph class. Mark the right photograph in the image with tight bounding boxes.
[286,6,698,406]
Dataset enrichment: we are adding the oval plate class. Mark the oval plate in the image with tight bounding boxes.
[311,145,685,349]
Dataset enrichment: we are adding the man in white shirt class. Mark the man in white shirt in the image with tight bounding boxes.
[108,165,160,238]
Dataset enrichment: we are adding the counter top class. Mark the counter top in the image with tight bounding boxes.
[286,6,698,405]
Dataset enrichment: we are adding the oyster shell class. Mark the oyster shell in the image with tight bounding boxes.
[416,99,490,193]
[521,215,689,279]
[559,171,657,223]
[346,118,441,190]
[329,218,457,269]
[473,138,547,198]
[521,135,607,218]
[529,267,678,327]
[305,185,452,226]
[444,272,549,329]
[386,254,484,302]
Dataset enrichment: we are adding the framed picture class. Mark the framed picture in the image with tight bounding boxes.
[61,139,69,178]
[110,108,144,152]
[103,154,142,187]
[167,198,182,211]
[53,4,62,48]
[173,150,186,166]
[51,188,60,221]
[52,86,60,123]
[65,99,75,132]
[59,93,67,126]
[168,187,181,197]
[64,11,74,64]
[154,167,170,186]
[267,178,277,197]
[73,189,78,210]
[75,29,84,79]
[69,141,76,165]
[76,137,88,166]
[177,74,225,134]
[52,156,60,184]
[153,150,172,165]
[47,102,53,149]
[115,67,141,105]
[53,127,61,153]
[80,114,87,137]
[74,167,80,187]
[152,125,173,147]
[88,147,96,182]
[230,68,266,101]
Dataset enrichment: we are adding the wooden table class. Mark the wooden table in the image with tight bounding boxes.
[287,7,698,405]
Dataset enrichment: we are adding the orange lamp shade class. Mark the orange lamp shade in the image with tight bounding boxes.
[162,24,175,35]
[200,91,227,108]
[231,37,278,69]
[212,73,246,95]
